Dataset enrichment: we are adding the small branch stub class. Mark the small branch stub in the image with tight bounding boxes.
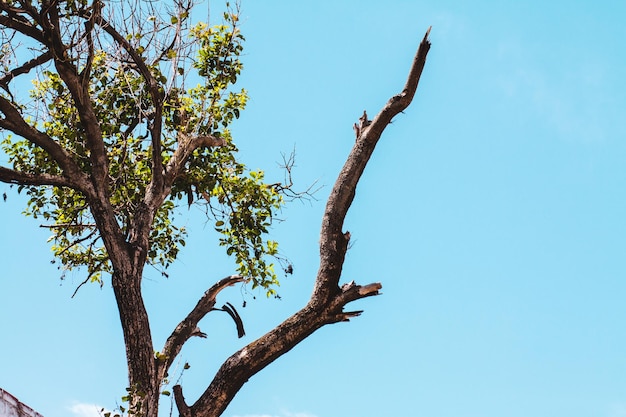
[353,110,371,140]
[359,282,382,297]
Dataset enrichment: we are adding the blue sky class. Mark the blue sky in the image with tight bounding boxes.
[2,1,626,417]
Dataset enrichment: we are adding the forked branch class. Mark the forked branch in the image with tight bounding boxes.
[0,50,53,90]
[0,166,74,187]
[313,27,431,303]
[158,274,246,378]
[175,27,432,417]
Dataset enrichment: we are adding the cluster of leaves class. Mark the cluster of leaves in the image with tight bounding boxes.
[2,49,185,282]
[213,166,282,294]
[1,4,285,292]
[102,383,146,417]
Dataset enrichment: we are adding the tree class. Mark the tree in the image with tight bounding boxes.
[0,1,431,416]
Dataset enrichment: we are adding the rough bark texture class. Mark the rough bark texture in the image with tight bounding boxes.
[174,28,432,417]
[0,2,430,415]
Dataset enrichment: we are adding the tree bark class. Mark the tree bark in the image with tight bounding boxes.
[173,27,431,417]
[112,268,160,415]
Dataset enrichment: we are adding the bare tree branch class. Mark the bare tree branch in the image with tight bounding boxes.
[185,278,382,417]
[0,50,53,89]
[312,27,431,303]
[269,149,321,203]
[70,257,107,298]
[78,0,102,84]
[180,27,432,417]
[220,302,245,338]
[173,385,191,417]
[158,274,245,379]
[0,165,73,187]
[0,10,45,44]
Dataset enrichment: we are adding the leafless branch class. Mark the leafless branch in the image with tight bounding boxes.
[183,27,432,417]
[173,385,191,417]
[269,149,321,203]
[0,11,46,44]
[158,274,246,379]
[39,223,97,228]
[49,228,98,258]
[312,27,431,303]
[70,257,108,298]
[78,0,103,85]
[0,165,73,187]
[0,50,52,89]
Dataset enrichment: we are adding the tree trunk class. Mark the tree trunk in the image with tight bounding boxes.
[112,268,159,416]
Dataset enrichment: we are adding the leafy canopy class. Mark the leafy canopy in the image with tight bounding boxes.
[1,2,283,294]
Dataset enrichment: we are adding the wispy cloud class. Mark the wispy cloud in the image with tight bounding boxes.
[231,415,276,417]
[231,412,318,417]
[283,413,318,417]
[68,404,318,417]
[68,402,107,417]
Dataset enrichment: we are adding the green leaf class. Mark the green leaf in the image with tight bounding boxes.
[2,4,286,294]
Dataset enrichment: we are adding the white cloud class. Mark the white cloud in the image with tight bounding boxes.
[231,415,277,417]
[283,413,318,417]
[231,412,318,417]
[68,402,107,417]
[68,405,318,417]
[66,403,319,417]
